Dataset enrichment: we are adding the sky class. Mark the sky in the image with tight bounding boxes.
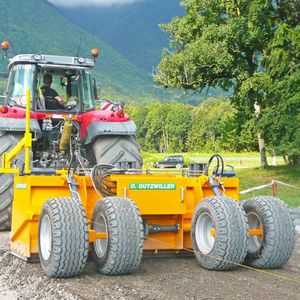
[48,0,141,6]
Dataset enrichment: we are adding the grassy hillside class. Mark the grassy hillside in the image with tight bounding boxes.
[58,0,184,74]
[0,0,172,102]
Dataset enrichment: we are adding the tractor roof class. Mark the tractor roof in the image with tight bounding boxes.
[8,54,95,69]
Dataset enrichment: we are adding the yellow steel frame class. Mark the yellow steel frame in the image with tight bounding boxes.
[10,173,241,259]
[0,89,32,175]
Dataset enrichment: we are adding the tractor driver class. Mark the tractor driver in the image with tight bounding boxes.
[41,74,65,110]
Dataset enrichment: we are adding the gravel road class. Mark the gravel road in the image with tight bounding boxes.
[0,227,299,300]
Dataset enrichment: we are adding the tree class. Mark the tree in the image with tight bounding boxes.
[154,0,300,166]
[165,103,192,152]
[142,103,169,152]
[187,98,236,152]
[261,24,300,165]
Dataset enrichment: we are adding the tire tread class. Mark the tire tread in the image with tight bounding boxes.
[191,196,248,270]
[92,196,144,275]
[39,197,89,277]
[243,196,295,269]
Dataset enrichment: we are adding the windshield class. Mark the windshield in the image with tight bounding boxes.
[7,64,35,107]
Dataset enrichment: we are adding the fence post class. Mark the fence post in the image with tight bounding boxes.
[272,180,278,197]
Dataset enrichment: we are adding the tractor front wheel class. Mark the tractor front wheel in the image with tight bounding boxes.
[191,196,248,270]
[91,196,144,275]
[242,196,295,269]
[38,197,89,277]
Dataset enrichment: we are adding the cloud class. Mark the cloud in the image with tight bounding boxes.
[48,0,141,7]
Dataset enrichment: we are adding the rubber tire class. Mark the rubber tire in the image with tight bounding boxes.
[91,196,144,275]
[242,196,295,269]
[191,196,248,270]
[92,135,142,169]
[38,197,89,278]
[0,131,23,230]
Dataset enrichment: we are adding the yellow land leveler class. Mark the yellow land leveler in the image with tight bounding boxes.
[1,91,295,278]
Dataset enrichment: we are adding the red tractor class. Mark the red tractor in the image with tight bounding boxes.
[0,42,142,230]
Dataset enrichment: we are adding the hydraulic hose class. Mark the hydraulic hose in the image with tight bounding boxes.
[206,154,225,196]
[206,154,224,177]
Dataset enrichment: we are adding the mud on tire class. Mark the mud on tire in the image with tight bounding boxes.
[93,135,142,169]
[38,197,89,278]
[242,196,295,269]
[0,132,23,230]
[191,196,248,270]
[91,196,144,275]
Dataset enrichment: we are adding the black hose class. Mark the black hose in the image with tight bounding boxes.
[206,154,224,177]
[91,164,117,197]
[206,154,225,196]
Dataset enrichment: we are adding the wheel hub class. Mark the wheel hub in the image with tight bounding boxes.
[94,213,108,258]
[247,212,263,253]
[195,212,215,254]
[40,214,52,261]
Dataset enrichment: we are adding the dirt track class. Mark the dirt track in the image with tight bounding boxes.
[0,228,299,300]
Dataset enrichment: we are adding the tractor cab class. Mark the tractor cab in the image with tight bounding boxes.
[6,54,98,112]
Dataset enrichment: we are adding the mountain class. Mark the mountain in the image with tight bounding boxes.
[57,0,184,76]
[0,0,172,102]
[55,0,224,103]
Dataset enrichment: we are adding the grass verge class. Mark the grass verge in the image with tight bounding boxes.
[238,166,300,207]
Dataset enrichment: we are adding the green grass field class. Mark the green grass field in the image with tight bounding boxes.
[141,151,285,169]
[238,166,300,207]
[142,152,300,207]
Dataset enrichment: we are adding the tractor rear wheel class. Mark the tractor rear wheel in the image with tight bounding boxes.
[242,196,295,269]
[0,131,23,230]
[191,196,248,270]
[91,196,144,275]
[38,197,89,277]
[92,135,142,169]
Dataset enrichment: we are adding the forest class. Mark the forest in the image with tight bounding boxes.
[152,0,300,166]
[127,97,253,152]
